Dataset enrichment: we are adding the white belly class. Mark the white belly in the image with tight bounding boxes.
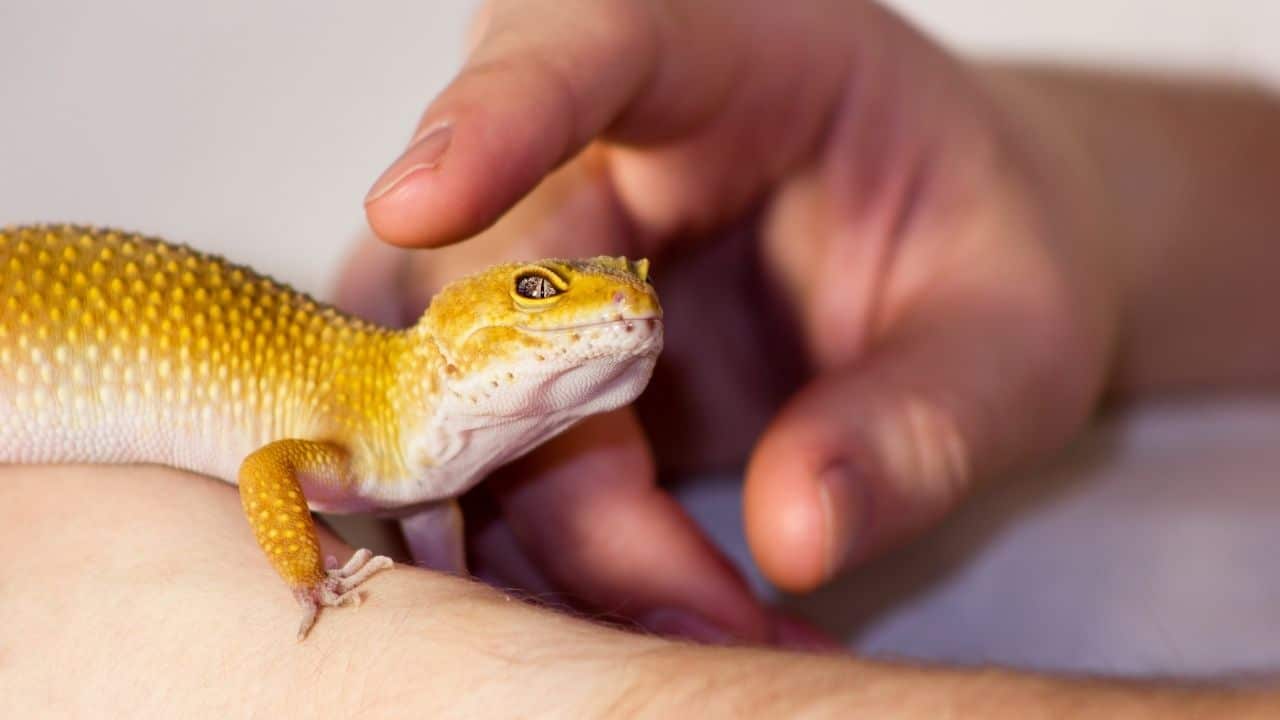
[0,388,271,485]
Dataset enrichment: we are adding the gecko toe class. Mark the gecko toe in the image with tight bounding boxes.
[335,554,394,593]
[330,548,376,578]
[291,549,393,641]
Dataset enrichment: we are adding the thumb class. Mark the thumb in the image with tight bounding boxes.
[744,278,1107,592]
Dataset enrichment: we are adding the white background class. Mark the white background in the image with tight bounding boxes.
[4,1,1280,676]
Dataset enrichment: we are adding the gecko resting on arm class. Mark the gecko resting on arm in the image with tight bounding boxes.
[0,224,663,639]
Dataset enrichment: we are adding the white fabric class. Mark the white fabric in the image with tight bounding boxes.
[679,397,1280,677]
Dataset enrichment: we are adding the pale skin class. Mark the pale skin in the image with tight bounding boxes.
[9,0,1280,716]
[4,465,1278,717]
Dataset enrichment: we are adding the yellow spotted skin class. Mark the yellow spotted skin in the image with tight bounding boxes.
[0,224,429,481]
[239,440,347,588]
[0,223,662,638]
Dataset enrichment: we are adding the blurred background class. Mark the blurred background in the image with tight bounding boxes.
[3,0,1279,678]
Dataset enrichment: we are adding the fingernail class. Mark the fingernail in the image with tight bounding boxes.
[642,608,737,645]
[816,463,864,581]
[364,123,453,205]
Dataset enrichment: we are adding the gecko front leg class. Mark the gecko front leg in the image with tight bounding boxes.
[400,498,467,575]
[238,439,394,640]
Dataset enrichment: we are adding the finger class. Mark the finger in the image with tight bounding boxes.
[770,611,845,652]
[492,408,772,644]
[394,150,634,294]
[398,500,467,575]
[344,153,633,325]
[463,506,560,599]
[745,268,1108,592]
[364,0,661,246]
[363,0,857,247]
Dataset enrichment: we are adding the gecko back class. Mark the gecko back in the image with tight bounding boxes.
[0,224,397,479]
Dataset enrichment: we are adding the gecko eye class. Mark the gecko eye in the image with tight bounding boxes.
[515,273,560,299]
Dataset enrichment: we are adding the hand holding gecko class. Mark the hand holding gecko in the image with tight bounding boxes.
[346,0,1119,643]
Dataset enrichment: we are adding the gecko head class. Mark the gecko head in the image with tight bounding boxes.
[416,256,663,420]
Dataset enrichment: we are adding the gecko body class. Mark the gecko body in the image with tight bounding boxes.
[0,224,662,638]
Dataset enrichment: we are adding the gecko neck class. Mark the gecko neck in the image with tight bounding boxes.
[337,324,447,486]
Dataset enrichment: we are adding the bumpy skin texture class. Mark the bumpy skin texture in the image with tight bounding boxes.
[0,224,662,638]
[240,440,350,589]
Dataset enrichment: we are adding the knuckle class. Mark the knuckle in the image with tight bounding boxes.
[874,391,973,507]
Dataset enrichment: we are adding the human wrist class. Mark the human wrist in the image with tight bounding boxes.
[267,567,671,718]
[977,61,1127,331]
[984,65,1280,393]
[620,644,1277,719]
[940,61,1126,442]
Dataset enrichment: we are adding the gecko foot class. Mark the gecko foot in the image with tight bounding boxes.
[294,548,395,641]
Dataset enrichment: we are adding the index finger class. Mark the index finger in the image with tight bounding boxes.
[362,0,747,247]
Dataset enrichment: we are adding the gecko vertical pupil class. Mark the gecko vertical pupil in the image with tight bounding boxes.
[516,274,559,299]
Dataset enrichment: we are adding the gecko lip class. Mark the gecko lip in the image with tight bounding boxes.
[516,315,663,335]
[456,316,663,350]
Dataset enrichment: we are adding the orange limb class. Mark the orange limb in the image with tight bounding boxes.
[238,439,393,640]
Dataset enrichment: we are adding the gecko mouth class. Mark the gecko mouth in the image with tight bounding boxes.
[517,315,663,335]
[454,316,663,355]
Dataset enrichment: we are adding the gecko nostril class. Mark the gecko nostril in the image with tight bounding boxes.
[612,291,625,305]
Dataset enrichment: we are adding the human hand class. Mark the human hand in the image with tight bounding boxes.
[341,0,1117,643]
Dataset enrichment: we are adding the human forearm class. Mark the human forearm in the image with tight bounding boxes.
[631,644,1274,718]
[0,466,639,717]
[991,66,1280,394]
[3,464,1277,717]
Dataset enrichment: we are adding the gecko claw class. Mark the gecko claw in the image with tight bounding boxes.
[293,548,394,641]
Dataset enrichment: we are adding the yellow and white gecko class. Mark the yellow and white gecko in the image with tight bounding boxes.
[0,224,662,639]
